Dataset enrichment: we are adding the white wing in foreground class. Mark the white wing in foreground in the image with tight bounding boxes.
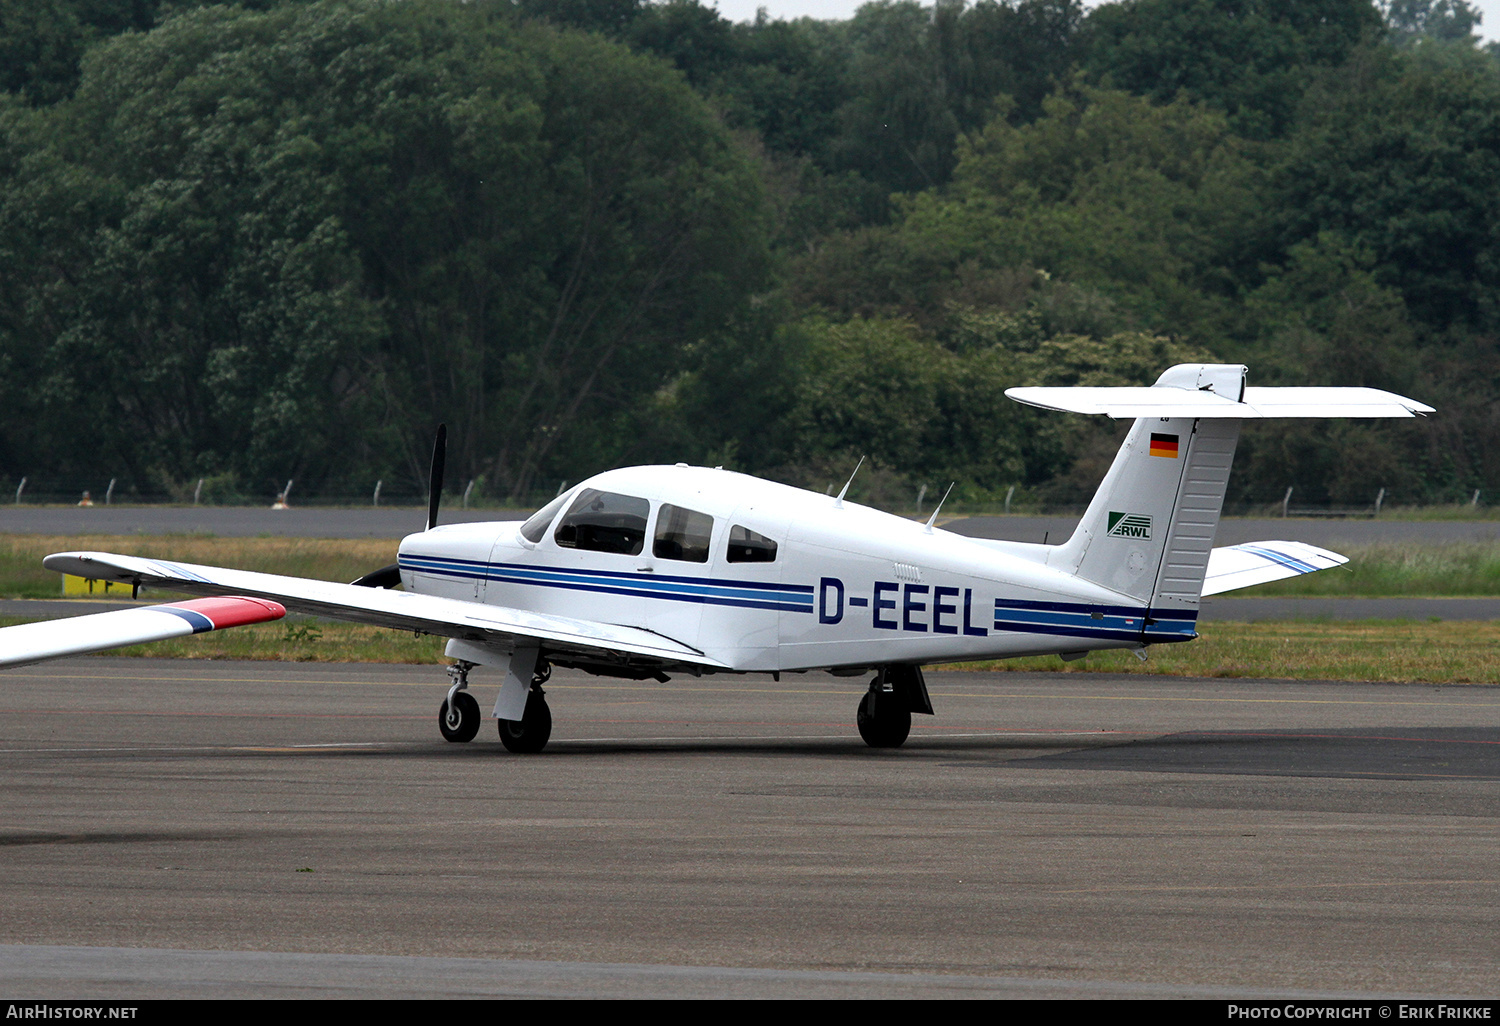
[1202,541,1348,597]
[0,596,286,669]
[19,552,727,671]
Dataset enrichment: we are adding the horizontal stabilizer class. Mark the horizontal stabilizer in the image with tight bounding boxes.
[1005,385,1433,419]
[0,596,286,669]
[1201,541,1348,597]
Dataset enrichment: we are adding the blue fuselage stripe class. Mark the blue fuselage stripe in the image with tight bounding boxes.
[994,600,1196,644]
[401,555,814,612]
[400,553,1200,641]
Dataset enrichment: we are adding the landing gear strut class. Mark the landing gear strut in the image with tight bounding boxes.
[855,665,932,749]
[439,660,480,743]
[498,659,553,754]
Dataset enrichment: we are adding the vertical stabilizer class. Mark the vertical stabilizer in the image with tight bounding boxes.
[1047,365,1246,620]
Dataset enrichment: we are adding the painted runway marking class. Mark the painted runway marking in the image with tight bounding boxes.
[0,731,1125,754]
[1052,877,1500,896]
[0,742,413,754]
[1180,730,1500,747]
[20,672,1500,708]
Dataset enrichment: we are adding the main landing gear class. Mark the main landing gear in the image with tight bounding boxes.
[437,658,553,753]
[856,665,933,749]
[498,661,552,754]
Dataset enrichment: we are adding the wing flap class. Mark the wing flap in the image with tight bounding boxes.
[40,551,726,669]
[0,596,286,669]
[1201,541,1348,597]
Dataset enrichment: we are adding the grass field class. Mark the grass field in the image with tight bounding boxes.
[943,620,1500,684]
[1246,542,1500,596]
[3,615,1491,685]
[0,534,395,598]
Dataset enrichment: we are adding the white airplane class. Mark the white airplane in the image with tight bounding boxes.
[0,363,1432,752]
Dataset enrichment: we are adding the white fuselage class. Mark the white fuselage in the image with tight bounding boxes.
[397,465,1196,674]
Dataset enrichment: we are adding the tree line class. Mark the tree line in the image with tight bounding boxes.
[0,0,1496,508]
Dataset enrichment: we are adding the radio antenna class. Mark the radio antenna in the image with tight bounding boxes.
[833,456,865,509]
[923,483,955,533]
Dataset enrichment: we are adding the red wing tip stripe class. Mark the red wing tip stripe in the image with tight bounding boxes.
[158,597,286,630]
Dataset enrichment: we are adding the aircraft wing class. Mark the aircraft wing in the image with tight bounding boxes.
[0,596,287,669]
[1201,541,1348,597]
[21,551,728,670]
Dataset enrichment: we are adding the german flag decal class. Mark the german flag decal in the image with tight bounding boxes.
[1149,432,1180,458]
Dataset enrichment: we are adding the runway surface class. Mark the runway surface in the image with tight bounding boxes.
[1,658,1497,998]
[0,505,523,538]
[2,504,1497,545]
[949,515,1500,547]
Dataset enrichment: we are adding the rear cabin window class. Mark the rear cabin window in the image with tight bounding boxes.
[653,504,714,563]
[553,489,650,555]
[726,525,778,563]
[519,491,571,543]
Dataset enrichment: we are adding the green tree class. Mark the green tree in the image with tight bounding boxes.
[0,0,772,498]
[776,316,1023,498]
[831,0,1084,196]
[817,86,1266,347]
[1383,0,1483,47]
[0,0,159,105]
[1083,0,1382,139]
[1275,43,1500,336]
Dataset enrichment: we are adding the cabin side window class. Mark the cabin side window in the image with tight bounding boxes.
[726,525,777,563]
[519,491,571,543]
[553,488,650,556]
[653,504,714,563]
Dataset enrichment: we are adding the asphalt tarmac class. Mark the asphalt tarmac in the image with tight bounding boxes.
[1,658,1497,998]
[0,505,521,539]
[2,504,1498,545]
[948,515,1500,548]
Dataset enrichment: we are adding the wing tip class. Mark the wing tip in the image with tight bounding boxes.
[159,596,287,629]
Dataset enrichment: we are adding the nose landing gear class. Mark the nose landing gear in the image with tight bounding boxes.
[439,660,480,743]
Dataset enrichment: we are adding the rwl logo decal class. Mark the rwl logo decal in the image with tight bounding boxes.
[1107,511,1152,539]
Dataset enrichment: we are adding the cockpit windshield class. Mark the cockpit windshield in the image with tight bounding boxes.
[553,488,651,555]
[519,490,572,543]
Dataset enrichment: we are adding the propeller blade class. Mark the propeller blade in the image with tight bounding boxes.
[427,424,447,532]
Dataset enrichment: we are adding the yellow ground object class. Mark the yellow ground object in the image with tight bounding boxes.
[61,575,135,599]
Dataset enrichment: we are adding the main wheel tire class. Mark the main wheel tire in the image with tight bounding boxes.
[856,689,911,748]
[498,691,552,753]
[439,691,481,743]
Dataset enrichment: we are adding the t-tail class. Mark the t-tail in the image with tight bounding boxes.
[1006,363,1433,638]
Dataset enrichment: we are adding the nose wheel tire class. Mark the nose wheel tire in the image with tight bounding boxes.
[439,691,481,743]
[856,688,910,748]
[499,690,552,753]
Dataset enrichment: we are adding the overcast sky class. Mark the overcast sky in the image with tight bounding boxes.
[704,0,1500,44]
